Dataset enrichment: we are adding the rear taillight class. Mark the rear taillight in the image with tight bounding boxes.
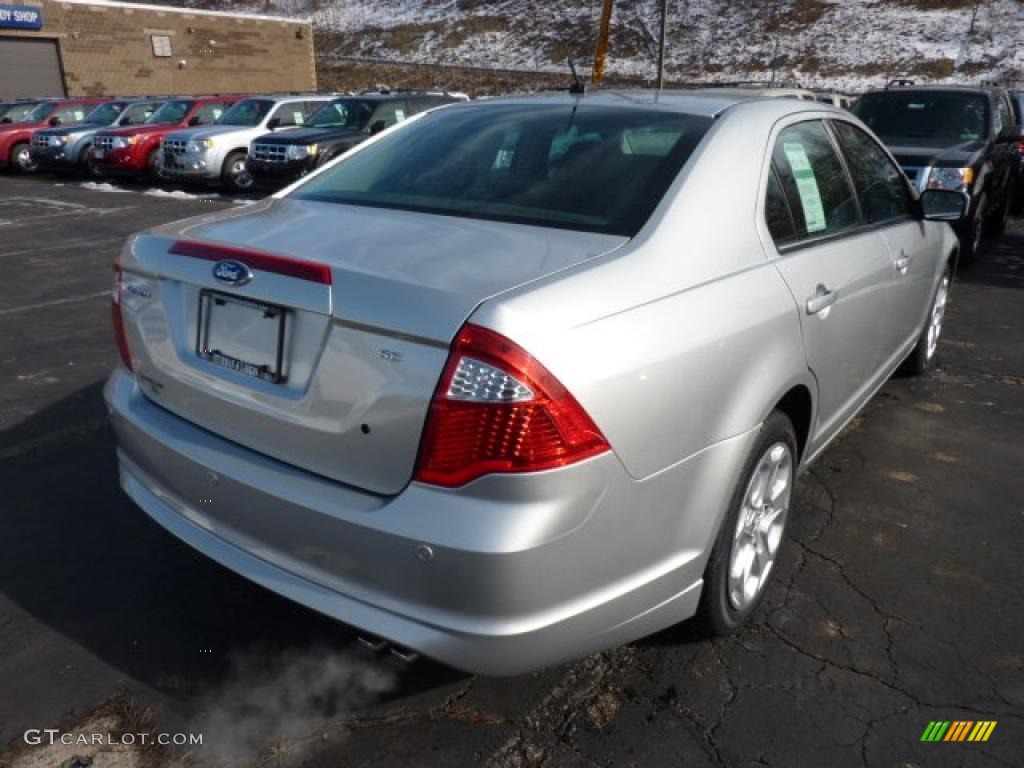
[1016,139,1024,155]
[111,267,133,371]
[413,324,610,488]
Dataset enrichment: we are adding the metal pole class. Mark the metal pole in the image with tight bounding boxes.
[657,0,669,90]
[592,0,614,87]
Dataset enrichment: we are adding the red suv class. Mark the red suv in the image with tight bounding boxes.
[94,96,239,179]
[0,98,106,173]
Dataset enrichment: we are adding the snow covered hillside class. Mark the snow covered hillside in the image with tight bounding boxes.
[179,0,1024,90]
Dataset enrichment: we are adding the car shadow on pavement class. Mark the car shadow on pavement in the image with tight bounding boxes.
[955,219,1024,290]
[0,380,465,752]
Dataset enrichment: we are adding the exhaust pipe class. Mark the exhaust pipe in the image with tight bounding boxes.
[357,634,421,664]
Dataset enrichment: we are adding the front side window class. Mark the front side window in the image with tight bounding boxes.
[832,121,911,224]
[772,120,860,239]
[1,102,40,123]
[307,99,374,131]
[190,103,225,126]
[270,102,306,127]
[53,105,88,124]
[369,102,408,131]
[118,102,158,126]
[218,99,273,127]
[24,102,57,123]
[84,102,125,125]
[147,99,193,125]
[852,91,990,144]
[292,104,710,236]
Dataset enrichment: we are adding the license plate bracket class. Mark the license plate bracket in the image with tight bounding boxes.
[196,290,288,383]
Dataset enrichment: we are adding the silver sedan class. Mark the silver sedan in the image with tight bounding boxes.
[106,91,966,674]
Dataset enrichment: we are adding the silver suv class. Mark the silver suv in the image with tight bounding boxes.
[160,95,333,191]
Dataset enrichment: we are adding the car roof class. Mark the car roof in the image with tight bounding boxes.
[862,84,999,97]
[452,89,839,119]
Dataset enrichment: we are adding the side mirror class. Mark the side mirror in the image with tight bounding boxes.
[369,119,388,135]
[0,117,11,124]
[266,117,281,131]
[187,116,201,126]
[996,125,1024,143]
[119,117,132,126]
[920,189,969,222]
[48,116,61,126]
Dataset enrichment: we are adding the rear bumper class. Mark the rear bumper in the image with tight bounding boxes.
[105,368,751,674]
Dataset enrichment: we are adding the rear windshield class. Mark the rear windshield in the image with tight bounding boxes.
[307,99,374,130]
[218,99,273,127]
[148,99,193,124]
[291,104,711,236]
[852,91,990,143]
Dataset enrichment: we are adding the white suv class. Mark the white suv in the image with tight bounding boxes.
[160,95,333,191]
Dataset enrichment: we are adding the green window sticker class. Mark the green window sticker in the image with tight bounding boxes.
[782,142,827,233]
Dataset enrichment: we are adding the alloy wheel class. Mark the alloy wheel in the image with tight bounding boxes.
[971,201,985,256]
[231,158,253,190]
[728,441,793,611]
[925,274,950,361]
[14,145,37,172]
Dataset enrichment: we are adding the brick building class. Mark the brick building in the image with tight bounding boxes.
[0,0,315,99]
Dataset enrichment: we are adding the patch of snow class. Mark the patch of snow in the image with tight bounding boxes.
[79,181,132,193]
[142,188,221,200]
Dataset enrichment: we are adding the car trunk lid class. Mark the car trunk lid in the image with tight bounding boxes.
[118,198,626,494]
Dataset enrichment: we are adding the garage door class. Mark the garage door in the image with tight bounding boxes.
[0,38,65,98]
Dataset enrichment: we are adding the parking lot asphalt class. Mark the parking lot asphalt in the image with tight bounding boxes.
[0,175,1021,768]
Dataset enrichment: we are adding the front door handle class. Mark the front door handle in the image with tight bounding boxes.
[806,284,837,315]
[895,250,913,274]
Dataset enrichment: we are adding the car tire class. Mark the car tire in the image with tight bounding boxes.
[958,194,986,265]
[696,410,798,636]
[987,189,1012,237]
[222,151,253,192]
[147,148,168,181]
[10,142,37,173]
[81,145,102,178]
[899,263,952,377]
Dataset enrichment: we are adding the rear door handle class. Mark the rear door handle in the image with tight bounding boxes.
[805,284,837,315]
[895,250,913,274]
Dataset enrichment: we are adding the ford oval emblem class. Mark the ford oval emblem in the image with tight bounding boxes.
[212,260,253,286]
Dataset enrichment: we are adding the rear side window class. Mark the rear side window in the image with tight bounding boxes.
[832,121,911,224]
[995,97,1011,133]
[764,170,798,247]
[772,121,860,239]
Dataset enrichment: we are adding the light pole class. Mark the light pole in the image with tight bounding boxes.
[656,0,669,90]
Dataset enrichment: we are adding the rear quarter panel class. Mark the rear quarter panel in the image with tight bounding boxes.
[473,101,812,482]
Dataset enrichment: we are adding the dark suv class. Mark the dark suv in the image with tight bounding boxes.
[247,91,466,188]
[1009,89,1024,211]
[851,83,1022,261]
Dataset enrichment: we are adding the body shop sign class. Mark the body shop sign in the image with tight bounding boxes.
[0,4,43,30]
